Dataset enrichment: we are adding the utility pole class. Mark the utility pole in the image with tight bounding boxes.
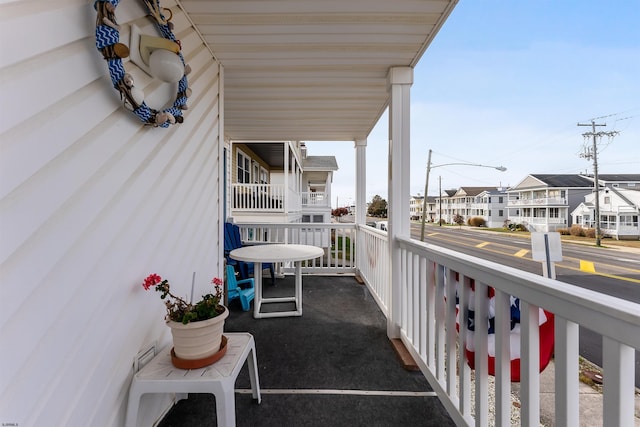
[420,149,432,241]
[438,175,442,226]
[577,120,619,247]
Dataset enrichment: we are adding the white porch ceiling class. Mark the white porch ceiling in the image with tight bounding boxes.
[180,0,458,141]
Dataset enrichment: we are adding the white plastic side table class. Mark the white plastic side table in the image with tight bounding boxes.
[125,332,261,427]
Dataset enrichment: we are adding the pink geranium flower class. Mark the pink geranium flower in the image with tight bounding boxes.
[142,273,224,324]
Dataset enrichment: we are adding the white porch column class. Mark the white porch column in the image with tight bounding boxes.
[284,142,289,213]
[354,139,367,225]
[387,66,413,339]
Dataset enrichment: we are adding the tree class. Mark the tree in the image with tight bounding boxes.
[367,195,387,217]
[332,207,349,222]
[453,214,465,228]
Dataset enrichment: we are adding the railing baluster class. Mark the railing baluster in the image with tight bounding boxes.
[445,268,457,397]
[603,337,635,427]
[412,253,420,346]
[474,281,489,427]
[494,289,511,427]
[458,276,472,419]
[419,257,427,359]
[521,301,540,427]
[426,261,436,369]
[435,264,446,382]
[555,316,579,427]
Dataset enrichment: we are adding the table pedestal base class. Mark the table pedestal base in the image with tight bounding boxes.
[254,261,302,318]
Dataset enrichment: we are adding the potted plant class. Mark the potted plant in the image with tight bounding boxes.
[142,273,229,367]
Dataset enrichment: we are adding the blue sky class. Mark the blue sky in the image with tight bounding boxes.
[306,1,639,208]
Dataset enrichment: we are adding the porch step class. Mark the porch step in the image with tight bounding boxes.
[390,338,419,371]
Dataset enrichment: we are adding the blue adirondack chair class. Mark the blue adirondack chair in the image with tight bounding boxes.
[226,265,255,311]
[224,222,275,285]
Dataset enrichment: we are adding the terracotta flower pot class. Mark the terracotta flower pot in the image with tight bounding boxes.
[167,305,229,360]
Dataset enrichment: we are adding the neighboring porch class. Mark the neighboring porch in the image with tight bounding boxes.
[229,141,336,224]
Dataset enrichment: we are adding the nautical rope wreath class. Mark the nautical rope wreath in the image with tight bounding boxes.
[95,0,191,127]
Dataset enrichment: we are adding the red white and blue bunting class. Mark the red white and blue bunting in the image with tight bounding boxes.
[453,272,555,382]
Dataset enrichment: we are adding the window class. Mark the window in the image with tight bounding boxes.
[499,196,504,203]
[549,208,559,218]
[601,215,617,228]
[604,196,611,204]
[498,210,504,217]
[620,215,638,226]
[237,150,251,183]
[302,215,324,223]
[252,162,259,184]
[260,167,268,184]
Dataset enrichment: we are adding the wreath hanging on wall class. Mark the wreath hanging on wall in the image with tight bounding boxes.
[94,0,191,127]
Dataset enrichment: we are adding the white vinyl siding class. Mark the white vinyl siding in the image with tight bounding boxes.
[0,1,224,426]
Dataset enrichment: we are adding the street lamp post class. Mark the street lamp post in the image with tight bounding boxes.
[419,151,507,241]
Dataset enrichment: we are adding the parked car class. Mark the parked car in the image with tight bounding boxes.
[374,221,388,231]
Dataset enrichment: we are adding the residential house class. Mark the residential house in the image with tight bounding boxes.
[506,174,594,232]
[2,2,637,427]
[507,174,640,233]
[409,195,424,220]
[472,188,508,227]
[437,189,458,223]
[438,187,506,227]
[410,195,440,222]
[571,186,640,240]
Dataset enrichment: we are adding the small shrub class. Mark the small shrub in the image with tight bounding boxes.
[584,228,596,238]
[515,223,528,232]
[557,228,570,235]
[468,217,486,227]
[453,214,465,227]
[569,225,585,237]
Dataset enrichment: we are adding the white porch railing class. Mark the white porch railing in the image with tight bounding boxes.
[232,184,285,211]
[235,222,356,274]
[358,225,391,316]
[232,222,640,426]
[301,192,329,207]
[510,216,567,226]
[392,236,639,427]
[508,197,566,207]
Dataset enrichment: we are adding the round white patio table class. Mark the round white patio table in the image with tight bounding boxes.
[229,244,324,318]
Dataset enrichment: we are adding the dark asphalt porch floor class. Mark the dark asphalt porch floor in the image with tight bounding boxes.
[158,274,455,427]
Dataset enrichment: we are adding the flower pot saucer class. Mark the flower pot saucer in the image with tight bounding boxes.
[170,335,228,369]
